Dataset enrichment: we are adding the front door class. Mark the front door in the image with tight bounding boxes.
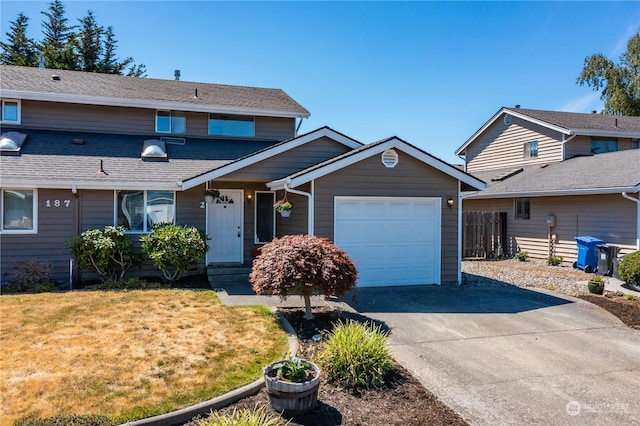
[206,189,243,264]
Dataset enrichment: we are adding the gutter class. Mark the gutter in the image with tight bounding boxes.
[621,191,640,250]
[280,180,314,235]
[560,133,577,160]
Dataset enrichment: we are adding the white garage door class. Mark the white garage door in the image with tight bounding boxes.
[334,197,441,287]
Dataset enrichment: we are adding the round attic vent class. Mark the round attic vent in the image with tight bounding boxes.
[381,149,398,168]
[504,114,513,125]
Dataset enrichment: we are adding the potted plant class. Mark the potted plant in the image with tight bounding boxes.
[274,199,292,217]
[263,355,321,415]
[203,188,220,203]
[588,274,605,294]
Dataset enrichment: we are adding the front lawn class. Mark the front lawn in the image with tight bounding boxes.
[0,290,288,425]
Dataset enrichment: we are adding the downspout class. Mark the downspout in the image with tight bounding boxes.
[283,179,314,235]
[621,192,640,250]
[561,133,577,160]
[71,184,79,289]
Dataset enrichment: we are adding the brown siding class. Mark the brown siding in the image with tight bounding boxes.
[312,151,459,284]
[463,194,637,263]
[564,136,636,159]
[1,188,77,282]
[18,100,296,141]
[221,137,352,182]
[466,116,563,173]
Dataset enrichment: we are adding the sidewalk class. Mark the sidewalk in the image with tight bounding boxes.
[604,276,640,297]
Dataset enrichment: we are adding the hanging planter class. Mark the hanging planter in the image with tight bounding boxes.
[274,199,292,217]
[203,188,220,203]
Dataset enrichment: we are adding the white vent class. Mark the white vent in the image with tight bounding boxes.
[141,139,167,161]
[381,149,399,168]
[504,114,513,125]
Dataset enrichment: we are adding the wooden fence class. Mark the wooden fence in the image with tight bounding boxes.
[462,211,507,259]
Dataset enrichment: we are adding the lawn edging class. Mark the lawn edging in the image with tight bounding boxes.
[120,309,298,426]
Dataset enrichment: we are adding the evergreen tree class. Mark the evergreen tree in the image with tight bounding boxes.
[577,30,640,116]
[40,0,77,69]
[0,13,38,66]
[77,11,103,72]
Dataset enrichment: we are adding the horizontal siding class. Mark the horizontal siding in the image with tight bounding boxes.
[466,116,563,173]
[273,188,309,238]
[222,137,352,182]
[18,100,295,141]
[313,152,459,284]
[463,194,637,264]
[564,136,636,159]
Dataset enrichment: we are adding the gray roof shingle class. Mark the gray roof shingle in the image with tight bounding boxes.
[512,108,640,133]
[0,65,309,117]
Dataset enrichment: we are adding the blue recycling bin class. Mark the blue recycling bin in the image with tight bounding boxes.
[574,236,606,273]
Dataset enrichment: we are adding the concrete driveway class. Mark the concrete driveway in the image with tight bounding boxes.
[344,285,640,426]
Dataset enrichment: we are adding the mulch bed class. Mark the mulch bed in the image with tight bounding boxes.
[577,292,640,330]
[190,306,468,425]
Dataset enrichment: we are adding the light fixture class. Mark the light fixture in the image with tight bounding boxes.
[447,197,454,208]
[246,193,253,202]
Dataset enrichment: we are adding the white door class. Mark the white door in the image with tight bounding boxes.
[334,197,441,287]
[206,189,243,264]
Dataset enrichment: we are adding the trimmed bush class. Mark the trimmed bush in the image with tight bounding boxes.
[84,277,169,290]
[250,234,357,319]
[67,226,141,280]
[618,250,640,286]
[140,223,208,282]
[317,320,392,389]
[197,406,286,426]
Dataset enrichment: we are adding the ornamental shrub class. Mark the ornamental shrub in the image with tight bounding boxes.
[196,405,285,426]
[515,250,529,262]
[12,260,53,292]
[618,250,640,286]
[249,234,357,319]
[67,226,141,280]
[140,223,208,282]
[546,255,563,266]
[317,320,393,389]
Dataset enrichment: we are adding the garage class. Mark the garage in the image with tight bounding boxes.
[334,196,441,287]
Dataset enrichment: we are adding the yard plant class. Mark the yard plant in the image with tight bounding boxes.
[618,250,640,286]
[196,405,286,426]
[250,235,357,320]
[0,290,287,425]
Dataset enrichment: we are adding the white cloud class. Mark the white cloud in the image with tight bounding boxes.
[560,92,602,113]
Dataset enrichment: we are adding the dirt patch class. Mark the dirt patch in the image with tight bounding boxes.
[189,306,468,426]
[577,292,640,330]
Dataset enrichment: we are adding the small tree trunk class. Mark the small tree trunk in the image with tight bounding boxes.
[303,294,314,320]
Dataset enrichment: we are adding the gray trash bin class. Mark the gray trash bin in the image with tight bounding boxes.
[596,244,619,276]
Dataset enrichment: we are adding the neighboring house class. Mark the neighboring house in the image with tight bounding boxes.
[0,65,484,287]
[456,107,640,263]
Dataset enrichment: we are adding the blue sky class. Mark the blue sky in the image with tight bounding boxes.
[2,1,640,163]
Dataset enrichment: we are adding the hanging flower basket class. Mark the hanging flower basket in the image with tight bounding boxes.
[274,199,292,217]
[203,188,220,203]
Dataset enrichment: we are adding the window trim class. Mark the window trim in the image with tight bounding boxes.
[254,191,275,244]
[524,140,538,158]
[0,99,21,125]
[115,190,176,233]
[515,197,530,220]
[1,188,37,234]
[155,110,186,134]
[208,114,255,137]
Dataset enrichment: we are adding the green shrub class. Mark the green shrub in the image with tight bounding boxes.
[197,405,286,426]
[140,223,208,282]
[618,250,640,286]
[515,251,529,262]
[15,414,114,426]
[84,277,169,290]
[317,320,392,389]
[250,235,357,320]
[67,226,141,280]
[12,260,53,292]
[546,255,563,266]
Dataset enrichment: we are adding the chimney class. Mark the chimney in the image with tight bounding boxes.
[174,70,181,81]
[591,110,597,114]
[515,104,521,108]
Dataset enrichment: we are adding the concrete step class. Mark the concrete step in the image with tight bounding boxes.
[207,265,251,288]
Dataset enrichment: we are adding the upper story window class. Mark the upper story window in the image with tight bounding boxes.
[515,197,530,220]
[1,99,21,124]
[590,138,618,154]
[156,110,185,134]
[524,140,538,158]
[116,190,175,233]
[1,189,37,233]
[209,114,255,137]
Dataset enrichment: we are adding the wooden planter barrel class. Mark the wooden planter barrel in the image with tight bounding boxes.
[263,360,320,415]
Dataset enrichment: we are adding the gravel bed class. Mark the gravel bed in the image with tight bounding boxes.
[461,259,593,296]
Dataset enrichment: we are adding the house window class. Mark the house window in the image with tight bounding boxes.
[0,99,20,124]
[590,138,618,154]
[209,114,255,137]
[1,189,36,233]
[632,139,639,149]
[116,190,175,232]
[524,140,538,158]
[255,191,275,243]
[156,110,186,134]
[515,197,530,220]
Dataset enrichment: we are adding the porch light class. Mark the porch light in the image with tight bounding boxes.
[447,197,454,208]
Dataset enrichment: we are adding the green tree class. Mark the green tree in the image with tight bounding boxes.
[577,30,640,116]
[76,10,103,72]
[40,0,77,69]
[0,13,38,66]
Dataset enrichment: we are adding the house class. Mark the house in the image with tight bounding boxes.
[456,107,640,264]
[0,65,484,287]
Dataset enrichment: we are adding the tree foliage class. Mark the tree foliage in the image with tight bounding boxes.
[577,30,640,116]
[1,0,146,76]
[249,234,358,319]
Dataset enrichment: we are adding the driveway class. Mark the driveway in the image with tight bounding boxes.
[343,285,640,426]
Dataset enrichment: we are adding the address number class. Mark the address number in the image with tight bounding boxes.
[45,199,71,208]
